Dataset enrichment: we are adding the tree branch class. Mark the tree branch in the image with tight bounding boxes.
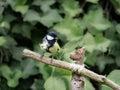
[23,49,120,90]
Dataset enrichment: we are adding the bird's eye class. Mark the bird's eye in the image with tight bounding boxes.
[46,35,54,40]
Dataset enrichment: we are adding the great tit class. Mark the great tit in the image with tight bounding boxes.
[40,32,60,62]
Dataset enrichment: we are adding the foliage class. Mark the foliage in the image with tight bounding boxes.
[0,0,120,90]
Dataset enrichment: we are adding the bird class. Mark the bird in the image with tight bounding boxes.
[40,31,60,62]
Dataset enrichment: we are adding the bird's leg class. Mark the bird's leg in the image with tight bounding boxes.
[50,55,54,63]
[40,52,45,59]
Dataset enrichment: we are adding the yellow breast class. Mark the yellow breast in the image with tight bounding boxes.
[49,42,60,54]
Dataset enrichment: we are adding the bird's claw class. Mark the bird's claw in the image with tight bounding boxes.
[50,56,54,63]
[40,52,44,60]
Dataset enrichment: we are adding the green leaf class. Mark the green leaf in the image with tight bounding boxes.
[83,7,111,31]
[80,33,95,52]
[12,23,31,38]
[44,76,66,90]
[54,68,71,76]
[110,0,120,15]
[7,70,22,87]
[33,0,55,6]
[101,70,120,90]
[22,24,31,39]
[86,0,99,3]
[12,47,24,61]
[96,56,114,72]
[95,35,111,52]
[6,0,28,14]
[21,59,38,78]
[115,56,120,67]
[107,70,120,85]
[4,14,16,22]
[6,0,15,6]
[0,21,10,29]
[116,24,120,34]
[24,10,41,22]
[32,0,55,12]
[0,36,6,46]
[54,18,83,41]
[14,0,27,5]
[85,51,98,66]
[31,79,45,90]
[35,62,52,80]
[84,78,95,90]
[3,36,17,49]
[40,10,63,27]
[0,65,23,87]
[62,0,82,17]
[0,2,5,15]
[63,39,82,62]
[0,15,3,21]
[13,5,28,14]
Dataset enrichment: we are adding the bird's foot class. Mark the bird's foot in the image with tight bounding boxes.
[50,56,54,63]
[40,53,44,60]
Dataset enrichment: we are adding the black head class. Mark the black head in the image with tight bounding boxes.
[45,32,57,46]
[47,32,57,39]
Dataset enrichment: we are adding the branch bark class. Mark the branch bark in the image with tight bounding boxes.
[23,49,120,90]
[70,47,85,90]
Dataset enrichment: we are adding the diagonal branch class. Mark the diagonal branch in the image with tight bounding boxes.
[23,49,120,90]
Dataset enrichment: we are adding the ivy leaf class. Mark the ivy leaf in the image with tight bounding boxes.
[0,21,10,29]
[32,0,55,12]
[14,0,27,5]
[0,65,23,87]
[24,10,41,22]
[80,33,95,52]
[116,24,120,34]
[115,56,120,67]
[0,1,5,15]
[107,70,120,85]
[21,59,38,79]
[62,0,82,17]
[54,18,83,41]
[31,79,45,90]
[63,39,82,62]
[0,36,6,46]
[40,10,63,27]
[6,0,28,14]
[12,23,31,39]
[44,76,66,90]
[22,24,31,38]
[12,47,24,61]
[96,56,114,72]
[3,36,17,49]
[83,7,111,31]
[95,35,111,52]
[33,0,55,7]
[35,62,52,80]
[4,14,16,22]
[86,0,99,3]
[13,5,28,15]
[110,0,120,15]
[85,51,98,66]
[84,78,95,90]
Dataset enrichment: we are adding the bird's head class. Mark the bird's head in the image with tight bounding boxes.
[46,32,57,41]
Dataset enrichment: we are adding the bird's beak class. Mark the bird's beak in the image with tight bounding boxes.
[55,37,58,40]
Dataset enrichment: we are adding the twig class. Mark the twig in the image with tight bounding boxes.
[23,49,120,90]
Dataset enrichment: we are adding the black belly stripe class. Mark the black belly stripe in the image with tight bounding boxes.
[47,44,54,52]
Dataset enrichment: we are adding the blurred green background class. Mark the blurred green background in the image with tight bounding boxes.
[0,0,120,90]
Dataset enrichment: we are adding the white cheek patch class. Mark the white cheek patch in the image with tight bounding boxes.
[46,35,54,40]
[40,39,49,50]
